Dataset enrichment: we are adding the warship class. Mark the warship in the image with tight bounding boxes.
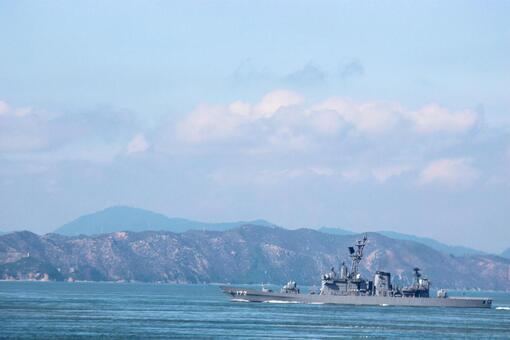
[221,235,492,308]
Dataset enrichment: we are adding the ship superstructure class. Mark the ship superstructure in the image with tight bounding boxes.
[318,235,430,298]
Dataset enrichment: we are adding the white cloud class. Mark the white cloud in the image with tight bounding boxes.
[14,106,33,117]
[339,169,363,182]
[210,165,417,186]
[2,94,488,190]
[311,98,402,134]
[127,134,149,154]
[175,90,303,144]
[419,158,479,187]
[0,100,33,118]
[406,104,478,134]
[373,165,412,183]
[311,99,478,136]
[176,104,243,143]
[253,90,303,118]
[175,91,480,147]
[209,165,345,186]
[229,100,252,117]
[309,166,335,177]
[0,99,138,161]
[307,108,344,135]
[0,101,10,115]
[267,127,310,151]
[0,101,50,152]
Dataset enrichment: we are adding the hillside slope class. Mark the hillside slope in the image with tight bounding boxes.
[1,226,508,290]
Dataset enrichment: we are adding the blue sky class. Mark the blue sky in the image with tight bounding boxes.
[0,1,509,252]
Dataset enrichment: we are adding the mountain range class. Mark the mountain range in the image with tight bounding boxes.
[1,206,508,288]
[54,206,488,257]
[502,248,510,260]
[1,226,509,290]
[55,206,274,235]
[318,227,484,256]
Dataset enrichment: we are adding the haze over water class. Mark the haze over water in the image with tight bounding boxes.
[1,282,509,339]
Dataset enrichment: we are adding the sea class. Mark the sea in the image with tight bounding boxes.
[0,282,509,339]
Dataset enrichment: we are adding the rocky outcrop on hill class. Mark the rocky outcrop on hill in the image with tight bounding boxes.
[0,226,509,290]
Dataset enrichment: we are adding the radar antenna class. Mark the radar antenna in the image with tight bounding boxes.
[413,267,422,284]
[349,234,368,278]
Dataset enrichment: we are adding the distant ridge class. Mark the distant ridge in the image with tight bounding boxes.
[317,227,355,236]
[377,230,485,256]
[501,248,510,259]
[54,206,275,236]
[55,206,487,257]
[319,227,484,256]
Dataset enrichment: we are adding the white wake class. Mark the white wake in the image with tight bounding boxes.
[263,300,300,304]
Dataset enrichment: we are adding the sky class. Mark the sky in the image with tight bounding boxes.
[0,1,509,252]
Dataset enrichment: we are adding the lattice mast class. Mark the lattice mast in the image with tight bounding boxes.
[349,234,368,278]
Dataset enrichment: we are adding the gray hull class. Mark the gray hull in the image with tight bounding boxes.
[221,286,492,308]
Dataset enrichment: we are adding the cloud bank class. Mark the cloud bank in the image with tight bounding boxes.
[0,100,140,162]
[0,91,503,190]
[176,90,480,147]
[419,158,479,187]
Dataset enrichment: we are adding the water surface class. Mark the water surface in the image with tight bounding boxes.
[0,282,509,339]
